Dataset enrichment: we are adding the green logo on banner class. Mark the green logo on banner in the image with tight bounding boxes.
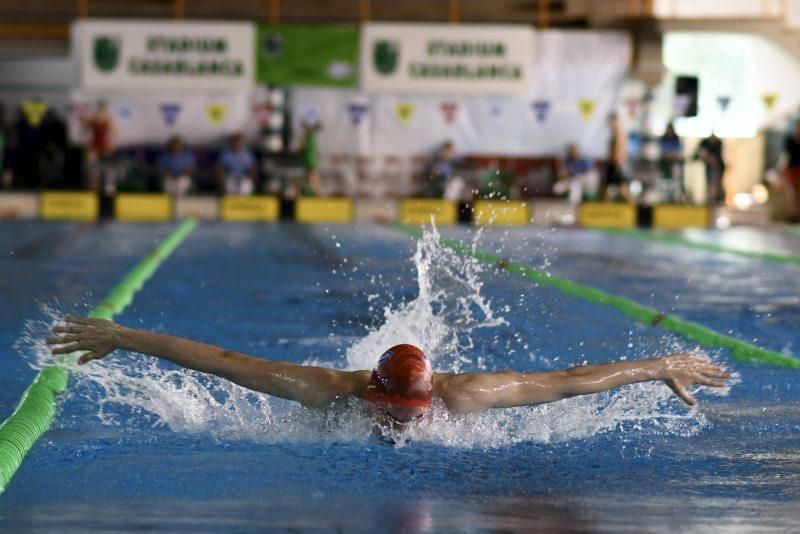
[374,40,399,76]
[93,36,121,72]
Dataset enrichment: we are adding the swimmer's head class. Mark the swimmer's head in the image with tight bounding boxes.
[366,344,433,435]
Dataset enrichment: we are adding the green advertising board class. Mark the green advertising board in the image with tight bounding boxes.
[257,25,359,87]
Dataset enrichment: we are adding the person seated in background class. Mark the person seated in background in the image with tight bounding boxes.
[48,317,730,444]
[217,133,256,196]
[554,143,598,206]
[658,122,685,203]
[426,141,464,200]
[694,132,726,206]
[156,136,196,196]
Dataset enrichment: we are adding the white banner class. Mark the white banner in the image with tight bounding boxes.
[300,30,630,158]
[73,20,254,91]
[360,23,533,95]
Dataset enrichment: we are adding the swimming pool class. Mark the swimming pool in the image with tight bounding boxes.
[1,221,799,531]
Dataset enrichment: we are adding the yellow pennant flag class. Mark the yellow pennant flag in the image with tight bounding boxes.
[395,102,415,126]
[22,99,48,127]
[205,103,228,127]
[577,99,596,121]
[762,93,778,111]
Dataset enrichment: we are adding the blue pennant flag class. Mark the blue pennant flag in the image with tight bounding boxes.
[160,103,181,127]
[347,103,368,126]
[531,100,551,123]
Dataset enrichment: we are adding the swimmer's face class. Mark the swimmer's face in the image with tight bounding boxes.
[371,401,427,435]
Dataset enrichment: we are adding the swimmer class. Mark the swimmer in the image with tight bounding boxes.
[48,317,731,439]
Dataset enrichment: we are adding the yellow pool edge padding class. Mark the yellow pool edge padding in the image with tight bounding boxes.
[0,218,197,495]
[40,191,99,222]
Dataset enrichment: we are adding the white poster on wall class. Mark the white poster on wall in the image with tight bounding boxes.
[360,22,533,95]
[73,20,254,91]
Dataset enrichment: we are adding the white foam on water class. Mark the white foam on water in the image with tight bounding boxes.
[19,225,720,447]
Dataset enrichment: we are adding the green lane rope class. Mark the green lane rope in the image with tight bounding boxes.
[394,223,800,370]
[597,227,800,266]
[0,218,197,494]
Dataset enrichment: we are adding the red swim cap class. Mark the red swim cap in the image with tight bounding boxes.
[365,344,433,408]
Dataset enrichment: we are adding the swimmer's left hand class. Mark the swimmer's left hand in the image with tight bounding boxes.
[46,316,125,364]
[654,353,731,405]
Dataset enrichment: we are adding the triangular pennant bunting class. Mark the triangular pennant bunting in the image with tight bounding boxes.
[160,103,181,127]
[577,99,596,120]
[531,100,550,123]
[115,103,134,122]
[439,102,458,125]
[206,103,228,127]
[762,93,778,111]
[717,95,731,111]
[624,98,641,118]
[347,103,369,126]
[22,99,48,127]
[395,102,415,126]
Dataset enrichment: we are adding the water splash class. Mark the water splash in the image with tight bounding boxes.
[17,225,720,447]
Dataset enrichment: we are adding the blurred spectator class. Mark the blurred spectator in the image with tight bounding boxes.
[781,120,800,222]
[218,133,256,195]
[658,122,684,202]
[0,102,9,188]
[426,141,464,199]
[300,120,323,196]
[156,136,196,196]
[601,113,632,203]
[85,100,118,194]
[554,143,598,206]
[41,109,67,188]
[12,103,47,189]
[694,132,726,206]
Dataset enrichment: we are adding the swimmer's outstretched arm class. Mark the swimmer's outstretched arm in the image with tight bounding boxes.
[47,317,370,409]
[434,354,731,414]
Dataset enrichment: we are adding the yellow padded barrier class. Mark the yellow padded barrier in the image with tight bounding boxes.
[579,202,636,228]
[40,191,99,222]
[653,204,711,229]
[296,197,353,223]
[399,199,458,226]
[220,196,280,221]
[473,200,531,226]
[115,194,173,222]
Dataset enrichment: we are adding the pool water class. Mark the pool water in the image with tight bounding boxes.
[1,221,799,531]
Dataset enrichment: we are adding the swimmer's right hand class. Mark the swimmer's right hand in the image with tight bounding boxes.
[47,316,126,365]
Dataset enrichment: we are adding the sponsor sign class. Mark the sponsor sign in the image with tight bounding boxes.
[578,202,637,228]
[41,191,99,222]
[295,197,354,223]
[74,20,254,90]
[257,25,359,87]
[360,23,533,94]
[473,200,531,226]
[115,194,173,222]
[399,199,458,225]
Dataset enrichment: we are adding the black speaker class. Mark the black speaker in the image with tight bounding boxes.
[675,75,699,117]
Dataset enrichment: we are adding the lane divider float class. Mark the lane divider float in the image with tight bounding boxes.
[394,224,800,370]
[596,227,800,266]
[0,218,197,494]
